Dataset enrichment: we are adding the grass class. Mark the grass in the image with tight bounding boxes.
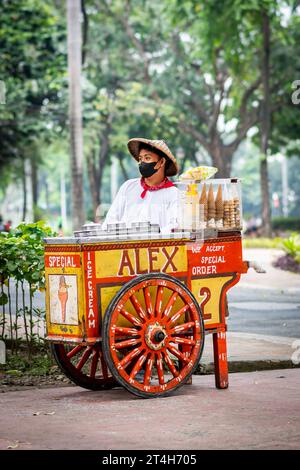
[243,237,284,249]
[0,346,55,377]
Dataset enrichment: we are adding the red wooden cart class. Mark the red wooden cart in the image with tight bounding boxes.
[44,178,261,398]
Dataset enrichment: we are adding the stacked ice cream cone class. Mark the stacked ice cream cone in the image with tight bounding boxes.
[215,184,223,229]
[223,186,236,229]
[233,198,241,228]
[199,183,208,228]
[207,184,216,228]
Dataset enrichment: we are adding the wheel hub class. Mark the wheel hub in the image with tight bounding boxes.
[145,322,167,350]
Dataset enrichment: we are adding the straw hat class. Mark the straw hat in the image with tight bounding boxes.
[127,138,179,177]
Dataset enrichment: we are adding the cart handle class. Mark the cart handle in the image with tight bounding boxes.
[245,260,266,273]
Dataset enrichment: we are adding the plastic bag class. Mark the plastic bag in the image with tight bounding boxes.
[179,166,218,181]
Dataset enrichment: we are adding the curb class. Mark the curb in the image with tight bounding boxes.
[237,283,300,294]
[195,360,300,375]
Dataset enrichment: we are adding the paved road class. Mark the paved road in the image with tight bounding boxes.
[227,286,300,338]
[0,369,299,450]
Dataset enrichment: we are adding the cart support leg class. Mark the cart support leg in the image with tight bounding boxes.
[213,328,228,389]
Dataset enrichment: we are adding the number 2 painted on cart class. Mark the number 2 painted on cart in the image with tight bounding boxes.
[199,287,212,320]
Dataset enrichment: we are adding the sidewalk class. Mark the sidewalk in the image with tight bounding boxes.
[0,369,299,449]
[195,248,300,370]
[199,332,299,372]
[240,248,300,293]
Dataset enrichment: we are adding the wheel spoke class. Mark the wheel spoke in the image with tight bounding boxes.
[162,292,178,319]
[130,294,147,321]
[52,344,116,390]
[130,353,147,379]
[156,352,165,384]
[163,351,179,377]
[168,304,190,325]
[120,346,143,368]
[171,337,195,346]
[144,354,154,386]
[120,308,142,327]
[106,275,203,396]
[155,286,164,317]
[167,344,190,364]
[90,349,99,378]
[143,287,153,317]
[75,346,93,371]
[114,326,141,337]
[67,344,84,359]
[114,338,141,350]
[99,350,110,380]
[169,321,195,335]
[179,343,192,359]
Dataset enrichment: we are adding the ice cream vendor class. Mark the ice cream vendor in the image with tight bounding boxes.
[102,138,180,233]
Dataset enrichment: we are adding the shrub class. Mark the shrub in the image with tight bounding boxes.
[282,232,300,263]
[272,217,300,232]
[0,221,56,357]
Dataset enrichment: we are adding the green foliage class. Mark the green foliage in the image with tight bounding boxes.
[0,0,66,177]
[272,217,300,232]
[0,221,56,358]
[243,237,283,249]
[0,348,54,376]
[282,232,300,262]
[0,221,56,290]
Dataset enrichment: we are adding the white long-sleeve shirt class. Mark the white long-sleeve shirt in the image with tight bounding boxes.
[102,178,179,233]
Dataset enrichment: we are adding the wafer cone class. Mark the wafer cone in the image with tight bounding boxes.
[223,198,231,228]
[215,184,223,220]
[199,183,207,204]
[199,183,208,222]
[207,184,216,227]
[208,184,215,216]
[233,197,241,228]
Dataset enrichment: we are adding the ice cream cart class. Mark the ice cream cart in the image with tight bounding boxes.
[44,176,262,398]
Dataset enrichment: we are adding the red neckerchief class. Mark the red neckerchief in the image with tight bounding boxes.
[140,177,175,199]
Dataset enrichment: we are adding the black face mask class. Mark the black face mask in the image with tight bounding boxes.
[139,161,159,178]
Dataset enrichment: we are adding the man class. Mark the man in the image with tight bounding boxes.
[102,138,179,233]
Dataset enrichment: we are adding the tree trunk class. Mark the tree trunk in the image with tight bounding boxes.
[260,10,272,237]
[96,122,112,206]
[22,157,27,221]
[117,156,129,181]
[87,151,100,218]
[210,141,232,179]
[67,0,85,230]
[86,124,112,219]
[30,157,39,222]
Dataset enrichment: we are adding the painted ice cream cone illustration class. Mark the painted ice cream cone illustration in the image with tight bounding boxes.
[58,275,69,323]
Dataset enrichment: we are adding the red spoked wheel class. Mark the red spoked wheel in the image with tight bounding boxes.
[102,273,204,398]
[50,342,117,390]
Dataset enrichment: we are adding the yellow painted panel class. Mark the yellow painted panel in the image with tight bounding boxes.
[95,244,187,279]
[45,262,85,338]
[99,282,188,328]
[191,275,233,326]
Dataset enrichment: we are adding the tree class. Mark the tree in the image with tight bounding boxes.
[0,0,66,221]
[101,0,263,178]
[67,0,85,230]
